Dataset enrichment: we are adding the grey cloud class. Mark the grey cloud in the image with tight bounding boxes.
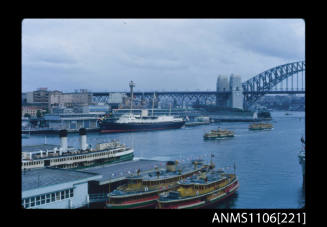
[22,19,305,92]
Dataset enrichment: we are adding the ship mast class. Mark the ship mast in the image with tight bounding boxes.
[152,92,155,117]
[129,81,135,115]
[169,103,172,116]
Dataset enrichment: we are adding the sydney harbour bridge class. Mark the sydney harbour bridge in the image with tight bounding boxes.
[92,61,305,110]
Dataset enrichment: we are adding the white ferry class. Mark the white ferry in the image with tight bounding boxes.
[22,128,134,170]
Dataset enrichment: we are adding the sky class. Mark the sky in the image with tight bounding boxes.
[22,19,305,93]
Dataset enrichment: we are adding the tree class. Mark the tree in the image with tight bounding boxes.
[24,113,31,118]
[36,110,42,118]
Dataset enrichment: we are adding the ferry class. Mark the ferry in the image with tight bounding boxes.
[248,123,273,130]
[21,128,134,170]
[203,128,234,139]
[106,160,207,209]
[157,165,239,209]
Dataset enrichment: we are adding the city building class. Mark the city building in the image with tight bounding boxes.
[22,93,27,104]
[22,167,101,209]
[22,105,46,117]
[48,90,93,112]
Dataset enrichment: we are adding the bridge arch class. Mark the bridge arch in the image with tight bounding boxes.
[242,60,305,108]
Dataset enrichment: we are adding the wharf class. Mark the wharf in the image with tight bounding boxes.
[82,159,166,185]
[21,128,100,135]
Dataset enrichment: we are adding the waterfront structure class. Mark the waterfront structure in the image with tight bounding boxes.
[22,167,101,209]
[22,129,134,170]
[43,112,104,130]
[157,168,239,209]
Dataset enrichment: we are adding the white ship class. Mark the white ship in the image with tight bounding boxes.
[22,128,134,170]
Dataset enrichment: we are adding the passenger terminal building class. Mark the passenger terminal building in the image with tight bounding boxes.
[22,168,101,209]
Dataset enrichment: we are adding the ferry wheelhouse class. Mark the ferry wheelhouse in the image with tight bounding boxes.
[106,160,207,209]
[157,167,239,209]
[21,129,134,170]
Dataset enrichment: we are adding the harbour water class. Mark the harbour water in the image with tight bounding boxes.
[22,111,305,209]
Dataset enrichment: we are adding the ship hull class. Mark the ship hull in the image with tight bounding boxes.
[158,180,239,209]
[106,195,159,209]
[100,121,185,133]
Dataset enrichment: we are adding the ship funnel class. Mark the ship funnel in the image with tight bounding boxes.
[59,130,68,153]
[166,161,176,172]
[79,128,87,150]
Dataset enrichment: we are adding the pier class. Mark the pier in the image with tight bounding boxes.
[81,159,167,207]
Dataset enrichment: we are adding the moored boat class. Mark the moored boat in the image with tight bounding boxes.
[248,123,273,130]
[203,128,234,139]
[157,166,239,209]
[106,160,207,209]
[22,128,134,170]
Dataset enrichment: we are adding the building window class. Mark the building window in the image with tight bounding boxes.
[51,193,55,202]
[41,195,46,204]
[46,194,51,203]
[24,198,30,208]
[36,196,41,206]
[30,197,35,207]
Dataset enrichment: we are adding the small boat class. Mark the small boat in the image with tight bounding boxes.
[106,160,207,209]
[248,123,273,130]
[157,165,239,209]
[203,128,234,139]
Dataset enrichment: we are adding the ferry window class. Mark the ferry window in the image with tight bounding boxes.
[30,197,35,207]
[41,195,46,204]
[51,193,55,202]
[56,192,60,200]
[46,194,51,203]
[61,191,65,200]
